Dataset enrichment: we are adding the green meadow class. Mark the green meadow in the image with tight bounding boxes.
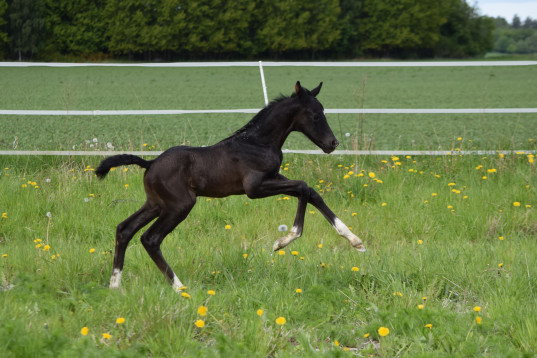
[1,64,537,357]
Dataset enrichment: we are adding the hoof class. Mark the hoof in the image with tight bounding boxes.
[273,240,283,252]
[353,242,366,252]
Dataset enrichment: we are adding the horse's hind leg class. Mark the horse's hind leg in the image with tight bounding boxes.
[110,202,159,289]
[140,201,195,291]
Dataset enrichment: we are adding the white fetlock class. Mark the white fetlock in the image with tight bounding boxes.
[109,268,122,289]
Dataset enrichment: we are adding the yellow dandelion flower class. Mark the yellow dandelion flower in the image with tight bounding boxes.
[425,324,432,329]
[35,243,43,249]
[256,309,264,316]
[418,304,424,310]
[473,306,481,312]
[295,288,302,293]
[89,248,95,253]
[275,317,286,325]
[378,326,390,337]
[432,193,437,197]
[499,236,504,240]
[476,316,482,324]
[318,244,323,249]
[80,327,89,336]
[498,262,504,268]
[422,297,427,301]
[43,245,50,252]
[448,182,456,186]
[363,333,370,338]
[291,251,298,256]
[102,333,112,339]
[198,306,208,316]
[418,240,423,245]
[278,250,285,256]
[243,253,248,259]
[334,340,339,347]
[181,292,191,299]
[116,317,125,324]
[351,266,359,272]
[368,172,375,178]
[207,290,216,295]
[513,202,521,207]
[343,174,350,179]
[2,254,7,258]
[1,212,7,219]
[194,320,205,328]
[224,224,231,229]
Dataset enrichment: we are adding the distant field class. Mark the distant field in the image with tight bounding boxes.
[1,64,536,151]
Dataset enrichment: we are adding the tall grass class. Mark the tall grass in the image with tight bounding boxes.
[1,152,536,356]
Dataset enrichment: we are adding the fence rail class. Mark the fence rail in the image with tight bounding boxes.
[1,150,535,157]
[2,61,537,67]
[2,108,537,116]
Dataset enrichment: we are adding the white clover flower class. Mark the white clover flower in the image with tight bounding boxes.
[278,224,288,232]
[46,212,52,218]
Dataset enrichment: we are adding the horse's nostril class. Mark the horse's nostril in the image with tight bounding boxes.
[332,140,339,148]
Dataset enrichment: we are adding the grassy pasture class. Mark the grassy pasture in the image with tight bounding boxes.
[1,64,537,356]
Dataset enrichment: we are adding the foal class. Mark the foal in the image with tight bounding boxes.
[96,81,366,291]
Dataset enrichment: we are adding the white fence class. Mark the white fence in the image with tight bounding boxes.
[1,61,536,156]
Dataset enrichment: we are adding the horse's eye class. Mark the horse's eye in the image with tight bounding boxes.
[313,114,320,122]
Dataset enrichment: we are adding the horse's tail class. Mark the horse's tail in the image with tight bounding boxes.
[95,154,153,179]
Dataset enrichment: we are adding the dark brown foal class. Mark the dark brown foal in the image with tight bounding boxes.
[97,82,365,292]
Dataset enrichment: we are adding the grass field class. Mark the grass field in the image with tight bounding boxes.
[1,64,537,357]
[1,65,536,151]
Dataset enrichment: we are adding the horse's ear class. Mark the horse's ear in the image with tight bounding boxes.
[295,81,303,96]
[310,82,323,97]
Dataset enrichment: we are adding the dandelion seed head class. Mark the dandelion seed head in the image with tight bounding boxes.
[278,224,288,232]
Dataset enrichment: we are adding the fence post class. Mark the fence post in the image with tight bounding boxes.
[259,61,269,106]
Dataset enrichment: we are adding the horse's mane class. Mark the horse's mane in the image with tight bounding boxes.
[226,94,295,139]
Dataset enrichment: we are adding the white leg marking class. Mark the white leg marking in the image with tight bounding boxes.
[172,274,185,292]
[273,225,301,251]
[109,268,122,289]
[333,217,366,252]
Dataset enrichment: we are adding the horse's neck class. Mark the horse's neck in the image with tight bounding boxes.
[247,100,298,150]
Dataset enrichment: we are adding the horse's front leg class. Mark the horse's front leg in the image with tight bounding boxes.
[244,175,310,251]
[307,188,366,252]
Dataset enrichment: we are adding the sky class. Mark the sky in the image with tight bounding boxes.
[474,0,537,22]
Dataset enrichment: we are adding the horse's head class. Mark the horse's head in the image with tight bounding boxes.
[293,81,339,154]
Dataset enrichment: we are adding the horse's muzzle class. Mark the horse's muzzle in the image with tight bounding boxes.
[323,139,339,153]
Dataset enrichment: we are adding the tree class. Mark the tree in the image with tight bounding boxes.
[355,0,452,57]
[256,0,341,59]
[435,0,494,58]
[8,0,46,60]
[0,0,8,58]
[43,0,107,58]
[512,14,521,28]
